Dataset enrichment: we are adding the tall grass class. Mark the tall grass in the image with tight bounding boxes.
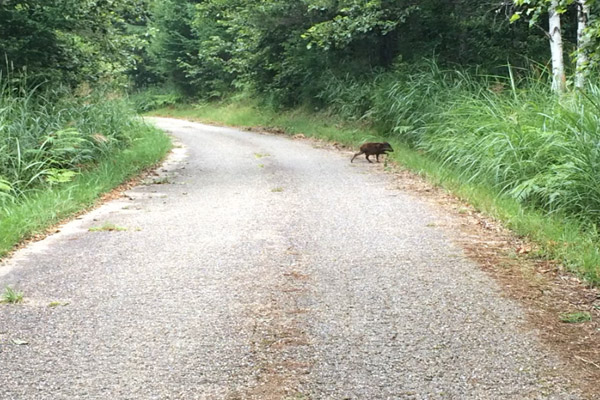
[0,79,144,204]
[415,74,600,226]
[0,123,170,257]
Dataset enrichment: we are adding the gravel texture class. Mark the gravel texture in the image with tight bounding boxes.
[0,117,582,399]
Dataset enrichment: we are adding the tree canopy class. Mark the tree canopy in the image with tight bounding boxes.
[2,0,600,97]
[0,0,150,87]
[143,0,551,102]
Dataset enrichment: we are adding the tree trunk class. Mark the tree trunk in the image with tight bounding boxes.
[575,0,590,90]
[549,0,566,93]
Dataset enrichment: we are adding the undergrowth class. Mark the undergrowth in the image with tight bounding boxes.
[0,80,171,258]
[0,79,149,202]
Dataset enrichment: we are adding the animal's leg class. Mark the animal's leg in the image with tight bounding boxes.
[366,154,373,163]
[351,151,363,163]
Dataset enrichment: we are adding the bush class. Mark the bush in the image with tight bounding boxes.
[129,86,184,112]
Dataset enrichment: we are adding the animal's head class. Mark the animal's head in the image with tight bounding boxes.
[382,142,394,152]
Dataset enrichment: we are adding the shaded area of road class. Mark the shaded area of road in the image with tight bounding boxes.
[0,118,580,399]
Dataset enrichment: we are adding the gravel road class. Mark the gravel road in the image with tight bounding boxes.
[0,117,582,399]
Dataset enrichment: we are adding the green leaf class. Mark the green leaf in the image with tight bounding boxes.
[46,169,79,184]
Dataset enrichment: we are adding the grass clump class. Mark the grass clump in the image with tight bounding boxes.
[559,311,592,323]
[1,286,24,304]
[48,301,69,307]
[88,223,128,232]
[0,84,136,201]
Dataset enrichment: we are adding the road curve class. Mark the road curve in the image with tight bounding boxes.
[0,117,581,399]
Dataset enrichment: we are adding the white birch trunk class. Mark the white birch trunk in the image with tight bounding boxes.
[549,0,566,93]
[575,0,590,90]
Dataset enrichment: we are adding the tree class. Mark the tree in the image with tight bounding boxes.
[512,0,568,93]
[511,0,600,92]
[146,0,201,94]
[575,0,591,89]
[549,0,567,92]
[0,0,148,88]
[142,0,562,103]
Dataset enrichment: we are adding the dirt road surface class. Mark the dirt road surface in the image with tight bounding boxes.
[0,118,584,399]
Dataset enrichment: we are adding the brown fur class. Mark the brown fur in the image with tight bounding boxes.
[351,142,394,163]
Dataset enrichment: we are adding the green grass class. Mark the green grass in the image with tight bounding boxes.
[559,311,592,323]
[148,100,600,286]
[0,123,171,258]
[48,301,69,307]
[1,286,24,304]
[88,223,128,232]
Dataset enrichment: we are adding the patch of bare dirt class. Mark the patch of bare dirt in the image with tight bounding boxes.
[242,245,313,400]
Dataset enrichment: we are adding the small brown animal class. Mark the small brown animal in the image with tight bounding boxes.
[351,142,394,163]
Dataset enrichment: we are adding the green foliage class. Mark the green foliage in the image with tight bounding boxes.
[1,286,23,304]
[316,71,378,120]
[0,118,170,258]
[0,0,151,88]
[559,311,592,323]
[511,0,576,26]
[417,71,600,225]
[146,0,201,94]
[313,61,600,228]
[0,78,145,204]
[142,0,547,105]
[303,1,415,51]
[129,86,184,112]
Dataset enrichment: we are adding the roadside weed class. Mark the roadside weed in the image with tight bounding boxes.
[1,286,24,304]
[88,223,128,232]
[559,311,592,323]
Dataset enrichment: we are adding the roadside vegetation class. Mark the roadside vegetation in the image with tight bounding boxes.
[1,286,24,304]
[0,1,171,257]
[0,81,170,257]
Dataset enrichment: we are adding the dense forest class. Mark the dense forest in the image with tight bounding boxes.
[2,0,600,282]
[2,1,598,98]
